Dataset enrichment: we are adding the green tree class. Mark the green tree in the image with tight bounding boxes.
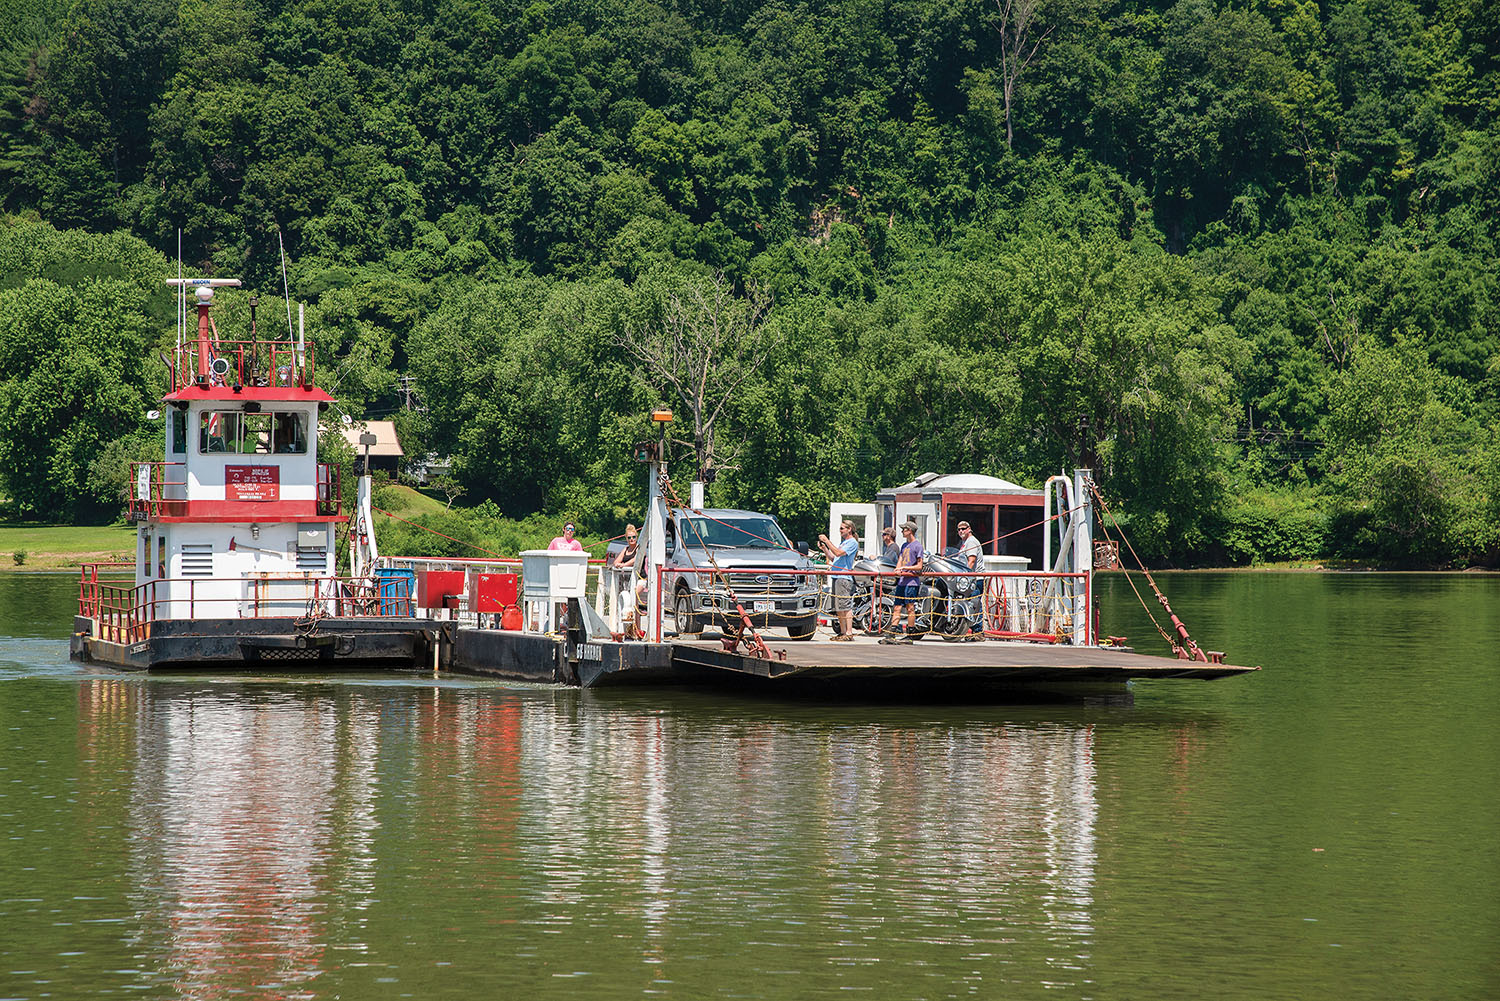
[1324,337,1479,564]
[0,276,160,517]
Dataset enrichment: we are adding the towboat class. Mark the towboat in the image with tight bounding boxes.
[71,278,437,670]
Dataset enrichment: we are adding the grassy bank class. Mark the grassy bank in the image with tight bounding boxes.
[0,523,135,571]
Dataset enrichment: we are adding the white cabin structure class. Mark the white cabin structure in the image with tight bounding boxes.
[129,280,342,620]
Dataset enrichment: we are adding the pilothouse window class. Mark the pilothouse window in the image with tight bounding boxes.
[169,410,187,454]
[199,411,307,454]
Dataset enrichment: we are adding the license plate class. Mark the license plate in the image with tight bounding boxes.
[753,601,772,613]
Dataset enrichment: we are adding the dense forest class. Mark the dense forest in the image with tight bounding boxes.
[1,0,1497,565]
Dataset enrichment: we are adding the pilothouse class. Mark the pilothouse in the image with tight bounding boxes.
[132,278,341,618]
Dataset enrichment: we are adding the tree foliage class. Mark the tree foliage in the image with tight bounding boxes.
[0,0,1495,565]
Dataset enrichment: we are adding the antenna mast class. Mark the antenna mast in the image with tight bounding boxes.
[278,229,294,377]
[176,229,183,368]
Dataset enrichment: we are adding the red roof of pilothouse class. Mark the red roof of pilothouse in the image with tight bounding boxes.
[164,384,335,403]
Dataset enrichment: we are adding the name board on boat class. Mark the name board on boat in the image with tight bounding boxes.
[226,465,279,502]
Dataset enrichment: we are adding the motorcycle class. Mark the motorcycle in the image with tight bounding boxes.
[848,550,985,639]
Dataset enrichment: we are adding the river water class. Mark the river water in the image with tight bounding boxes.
[1,571,1495,1000]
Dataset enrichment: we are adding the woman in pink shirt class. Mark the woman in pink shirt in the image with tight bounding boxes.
[548,522,584,551]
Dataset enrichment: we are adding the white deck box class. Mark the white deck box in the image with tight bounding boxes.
[519,549,590,600]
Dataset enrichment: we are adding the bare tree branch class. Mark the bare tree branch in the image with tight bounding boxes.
[618,272,780,484]
[994,0,1055,149]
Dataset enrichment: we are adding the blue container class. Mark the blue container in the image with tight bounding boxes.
[375,567,415,617]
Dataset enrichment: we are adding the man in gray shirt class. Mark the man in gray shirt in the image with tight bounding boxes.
[956,520,983,570]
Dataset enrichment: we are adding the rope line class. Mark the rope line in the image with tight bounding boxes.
[1088,482,1206,661]
[1090,505,1177,651]
[370,505,512,559]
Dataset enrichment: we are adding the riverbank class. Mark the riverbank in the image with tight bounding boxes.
[0,524,134,571]
[3,520,1490,575]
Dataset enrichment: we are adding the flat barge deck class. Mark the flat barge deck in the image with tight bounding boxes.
[73,611,1256,691]
[564,626,1256,692]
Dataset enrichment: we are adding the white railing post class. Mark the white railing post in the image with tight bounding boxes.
[646,460,666,643]
[595,563,608,627]
[1073,468,1093,646]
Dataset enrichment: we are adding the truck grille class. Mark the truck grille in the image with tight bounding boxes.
[723,572,801,596]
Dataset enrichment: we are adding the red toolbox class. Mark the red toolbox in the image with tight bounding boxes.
[416,570,467,609]
[469,571,519,613]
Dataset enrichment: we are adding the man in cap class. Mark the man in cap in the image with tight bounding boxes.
[882,520,924,643]
[817,519,860,640]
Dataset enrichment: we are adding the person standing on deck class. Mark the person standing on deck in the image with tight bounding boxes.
[880,526,900,563]
[549,522,583,553]
[818,520,860,641]
[954,519,985,640]
[956,520,983,570]
[612,525,639,635]
[882,520,924,644]
[547,522,584,630]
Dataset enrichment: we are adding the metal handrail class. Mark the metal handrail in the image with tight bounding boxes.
[125,461,342,518]
[77,573,420,643]
[316,463,341,515]
[170,340,316,392]
[643,564,1091,643]
[74,563,1091,645]
[127,461,188,518]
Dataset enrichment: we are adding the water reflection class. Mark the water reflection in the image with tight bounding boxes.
[77,679,380,998]
[75,679,1104,995]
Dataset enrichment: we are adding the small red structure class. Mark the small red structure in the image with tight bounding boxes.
[875,473,1044,565]
[469,572,519,613]
[417,571,467,610]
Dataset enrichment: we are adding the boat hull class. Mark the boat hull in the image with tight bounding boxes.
[71,614,440,672]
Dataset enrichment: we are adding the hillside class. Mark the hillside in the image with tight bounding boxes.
[0,0,1496,566]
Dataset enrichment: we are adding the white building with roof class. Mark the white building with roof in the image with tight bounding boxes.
[873,472,1045,566]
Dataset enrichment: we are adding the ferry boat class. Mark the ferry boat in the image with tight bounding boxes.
[71,277,1255,689]
[71,278,435,670]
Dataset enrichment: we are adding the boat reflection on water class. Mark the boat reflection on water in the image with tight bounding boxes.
[77,677,380,999]
[76,678,1105,994]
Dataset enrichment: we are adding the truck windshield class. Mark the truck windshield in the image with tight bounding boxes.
[678,516,789,550]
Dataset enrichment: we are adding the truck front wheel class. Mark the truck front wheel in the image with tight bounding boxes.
[674,591,702,637]
[787,615,816,640]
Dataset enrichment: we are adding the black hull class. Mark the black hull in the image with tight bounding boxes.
[71,614,442,672]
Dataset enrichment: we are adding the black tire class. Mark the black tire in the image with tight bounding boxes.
[786,616,816,640]
[674,591,701,637]
[856,588,894,633]
[911,583,946,637]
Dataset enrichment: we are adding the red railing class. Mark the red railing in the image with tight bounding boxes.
[638,563,1092,644]
[128,461,188,519]
[168,340,316,393]
[316,463,341,515]
[78,562,136,618]
[78,563,147,643]
[126,461,341,518]
[76,567,418,644]
[817,567,1089,641]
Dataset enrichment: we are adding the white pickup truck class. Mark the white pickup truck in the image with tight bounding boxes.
[661,508,821,640]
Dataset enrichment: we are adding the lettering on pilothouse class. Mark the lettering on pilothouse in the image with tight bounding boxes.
[225,465,280,502]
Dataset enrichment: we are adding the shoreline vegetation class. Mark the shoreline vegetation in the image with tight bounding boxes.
[2,2,1497,569]
[4,492,1492,575]
[8,522,1488,576]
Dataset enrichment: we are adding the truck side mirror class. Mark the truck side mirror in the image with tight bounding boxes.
[796,540,810,556]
